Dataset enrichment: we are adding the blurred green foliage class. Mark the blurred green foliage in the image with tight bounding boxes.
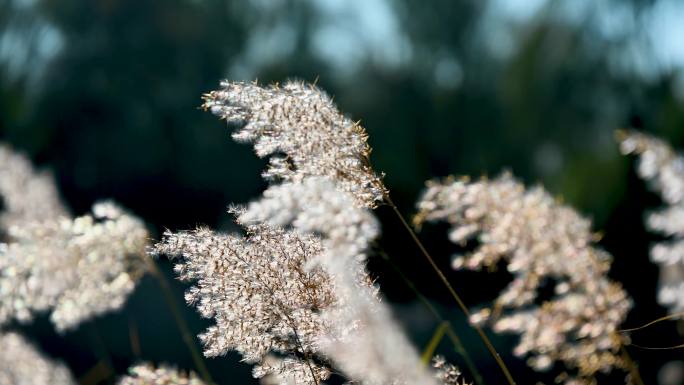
[1,0,684,384]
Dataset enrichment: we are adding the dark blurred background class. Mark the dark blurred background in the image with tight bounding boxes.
[1,0,684,384]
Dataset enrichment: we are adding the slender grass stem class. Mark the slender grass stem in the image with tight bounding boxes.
[444,327,483,385]
[128,316,142,358]
[619,312,684,333]
[628,342,684,350]
[145,258,214,384]
[619,344,645,385]
[379,249,485,385]
[422,321,449,363]
[384,195,516,385]
[78,360,114,385]
[284,313,321,385]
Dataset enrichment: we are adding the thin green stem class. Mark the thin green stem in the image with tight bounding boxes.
[384,195,516,385]
[379,249,484,385]
[146,258,214,384]
[444,327,483,385]
[422,322,450,363]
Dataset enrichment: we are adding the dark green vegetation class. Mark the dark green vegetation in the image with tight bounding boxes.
[1,0,683,383]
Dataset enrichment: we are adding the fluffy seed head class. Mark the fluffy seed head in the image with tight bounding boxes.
[416,173,632,383]
[0,144,68,231]
[118,363,205,385]
[618,130,684,315]
[0,331,76,385]
[0,202,149,331]
[202,80,387,208]
[242,177,438,385]
[152,220,335,384]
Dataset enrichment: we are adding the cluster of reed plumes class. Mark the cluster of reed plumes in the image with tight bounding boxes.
[618,131,684,315]
[416,173,633,383]
[0,79,682,385]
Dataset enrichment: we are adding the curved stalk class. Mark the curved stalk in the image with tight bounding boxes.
[384,195,516,385]
[379,249,485,385]
[145,258,214,384]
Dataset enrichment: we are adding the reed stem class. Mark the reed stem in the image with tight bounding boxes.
[379,249,485,385]
[384,195,516,385]
[619,344,645,385]
[146,258,214,384]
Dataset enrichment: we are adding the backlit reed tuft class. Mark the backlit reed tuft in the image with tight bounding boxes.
[202,80,387,208]
[0,144,67,231]
[0,201,149,331]
[196,79,469,384]
[153,217,336,384]
[618,130,684,314]
[0,145,149,331]
[0,331,76,385]
[118,363,205,385]
[240,177,440,385]
[416,173,632,384]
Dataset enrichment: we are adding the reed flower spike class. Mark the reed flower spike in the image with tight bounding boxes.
[118,363,206,385]
[618,130,684,315]
[0,201,149,331]
[153,217,337,384]
[202,80,387,208]
[240,177,441,385]
[0,331,76,385]
[416,173,632,384]
[0,144,67,231]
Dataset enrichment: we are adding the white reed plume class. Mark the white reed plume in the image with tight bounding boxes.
[118,363,206,385]
[0,331,76,385]
[117,363,205,385]
[200,79,459,384]
[201,80,387,208]
[416,173,632,384]
[0,201,149,331]
[618,130,684,314]
[0,144,67,231]
[240,176,440,385]
[152,219,335,384]
[0,143,150,331]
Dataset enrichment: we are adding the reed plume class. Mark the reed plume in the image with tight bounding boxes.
[0,144,149,331]
[416,173,632,384]
[201,80,387,208]
[153,218,336,384]
[154,178,450,384]
[240,177,441,385]
[155,80,467,385]
[118,363,205,385]
[0,331,76,385]
[0,144,67,231]
[618,131,684,315]
[0,201,149,331]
